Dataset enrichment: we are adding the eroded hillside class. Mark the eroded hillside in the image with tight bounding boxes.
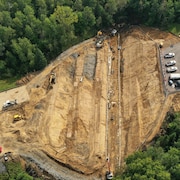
[0,26,180,179]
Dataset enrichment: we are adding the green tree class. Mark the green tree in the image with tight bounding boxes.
[34,47,47,70]
[0,39,5,56]
[53,5,78,26]
[0,11,12,26]
[0,25,15,45]
[50,5,78,51]
[16,172,33,180]
[32,0,47,20]
[75,6,96,37]
[0,60,6,76]
[124,156,170,180]
[74,0,83,11]
[6,38,40,75]
[162,148,180,179]
[12,11,26,37]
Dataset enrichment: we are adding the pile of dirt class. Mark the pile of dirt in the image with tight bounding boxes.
[16,73,37,86]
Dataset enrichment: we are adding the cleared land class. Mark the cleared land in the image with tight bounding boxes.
[0,26,180,179]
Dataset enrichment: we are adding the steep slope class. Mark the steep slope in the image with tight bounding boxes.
[0,27,180,179]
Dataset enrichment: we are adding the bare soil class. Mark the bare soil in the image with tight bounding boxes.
[0,26,180,179]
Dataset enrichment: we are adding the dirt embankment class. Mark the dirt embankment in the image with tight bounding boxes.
[0,26,180,179]
[120,27,180,159]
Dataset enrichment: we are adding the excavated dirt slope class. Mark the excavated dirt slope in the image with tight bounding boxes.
[0,26,180,179]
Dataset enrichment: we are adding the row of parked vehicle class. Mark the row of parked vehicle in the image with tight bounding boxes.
[164,53,178,73]
[164,52,180,88]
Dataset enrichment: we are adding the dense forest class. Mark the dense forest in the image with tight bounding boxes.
[115,111,180,180]
[0,0,179,78]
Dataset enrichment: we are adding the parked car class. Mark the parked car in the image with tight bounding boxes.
[164,53,175,58]
[168,79,174,86]
[165,60,176,67]
[166,66,178,73]
[2,99,17,110]
[175,80,180,88]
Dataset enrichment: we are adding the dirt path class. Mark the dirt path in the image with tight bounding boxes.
[0,86,29,109]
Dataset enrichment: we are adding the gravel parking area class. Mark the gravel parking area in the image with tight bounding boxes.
[160,42,180,93]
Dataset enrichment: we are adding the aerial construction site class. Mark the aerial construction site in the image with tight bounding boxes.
[0,26,180,179]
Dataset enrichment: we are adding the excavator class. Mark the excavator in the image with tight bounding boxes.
[96,30,105,48]
[13,114,22,121]
[47,72,56,91]
[106,158,113,180]
[49,72,56,84]
[159,42,163,48]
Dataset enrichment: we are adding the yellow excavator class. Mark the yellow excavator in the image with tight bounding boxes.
[13,114,22,121]
[97,30,102,37]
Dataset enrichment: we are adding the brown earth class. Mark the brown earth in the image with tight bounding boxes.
[0,26,180,179]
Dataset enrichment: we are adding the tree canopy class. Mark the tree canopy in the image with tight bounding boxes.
[115,112,180,180]
[0,0,179,78]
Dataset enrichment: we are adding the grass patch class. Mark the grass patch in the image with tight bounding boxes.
[0,77,19,92]
[0,161,36,180]
[168,23,180,35]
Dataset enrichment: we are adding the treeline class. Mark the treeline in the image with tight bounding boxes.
[0,0,179,78]
[115,111,180,180]
[126,0,180,26]
[0,161,40,180]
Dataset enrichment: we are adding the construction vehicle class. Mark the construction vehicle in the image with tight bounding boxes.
[96,40,104,48]
[111,29,117,36]
[47,72,56,91]
[106,158,113,180]
[97,30,103,37]
[49,72,56,84]
[96,30,105,48]
[159,42,163,48]
[13,114,22,121]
